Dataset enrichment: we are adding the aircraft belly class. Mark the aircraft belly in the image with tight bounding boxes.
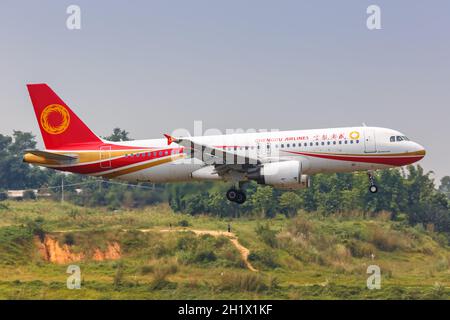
[116,161,203,183]
[305,157,392,174]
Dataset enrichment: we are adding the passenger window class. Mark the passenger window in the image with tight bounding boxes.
[339,141,342,144]
[287,144,290,148]
[333,141,336,145]
[344,140,348,144]
[350,140,354,144]
[327,141,330,145]
[356,140,359,144]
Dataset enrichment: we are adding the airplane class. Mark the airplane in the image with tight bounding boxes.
[23,84,426,204]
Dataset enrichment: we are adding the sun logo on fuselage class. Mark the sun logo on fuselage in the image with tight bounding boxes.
[349,131,360,140]
[40,104,71,135]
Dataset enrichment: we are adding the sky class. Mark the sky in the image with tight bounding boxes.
[0,1,449,182]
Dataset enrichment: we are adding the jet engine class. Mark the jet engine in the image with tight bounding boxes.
[248,160,310,190]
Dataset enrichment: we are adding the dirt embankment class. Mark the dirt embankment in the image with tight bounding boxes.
[35,235,121,264]
[37,228,256,271]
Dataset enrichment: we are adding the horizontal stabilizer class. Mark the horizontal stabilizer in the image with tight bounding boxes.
[24,150,78,161]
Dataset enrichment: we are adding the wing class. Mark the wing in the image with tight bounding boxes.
[164,134,261,176]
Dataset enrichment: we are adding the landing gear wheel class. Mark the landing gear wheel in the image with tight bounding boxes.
[226,189,247,204]
[226,189,238,202]
[367,171,378,194]
[235,191,247,204]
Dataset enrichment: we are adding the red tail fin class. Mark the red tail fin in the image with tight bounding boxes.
[27,84,102,150]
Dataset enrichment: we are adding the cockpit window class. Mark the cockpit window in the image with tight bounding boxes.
[391,135,409,142]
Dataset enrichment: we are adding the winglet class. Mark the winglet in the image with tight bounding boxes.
[164,134,176,145]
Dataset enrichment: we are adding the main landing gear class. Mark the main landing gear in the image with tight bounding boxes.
[226,188,247,204]
[367,171,378,193]
[226,182,247,204]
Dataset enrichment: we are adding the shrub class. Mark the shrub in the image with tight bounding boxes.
[67,209,80,219]
[149,264,178,290]
[346,240,376,258]
[332,244,352,262]
[25,218,46,242]
[178,219,190,227]
[255,223,278,248]
[248,249,279,269]
[430,282,446,299]
[63,233,75,246]
[23,190,36,200]
[113,262,124,290]
[369,226,408,252]
[219,272,267,292]
[140,265,154,275]
[267,275,280,291]
[121,230,147,252]
[0,192,8,201]
[194,250,216,263]
[288,216,313,239]
[434,257,449,272]
[176,233,198,251]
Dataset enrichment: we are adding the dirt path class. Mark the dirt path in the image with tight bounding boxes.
[143,228,258,272]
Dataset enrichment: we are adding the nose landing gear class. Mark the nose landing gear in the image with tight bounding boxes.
[226,188,247,204]
[368,171,378,193]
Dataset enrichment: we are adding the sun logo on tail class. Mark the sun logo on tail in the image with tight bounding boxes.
[40,104,71,135]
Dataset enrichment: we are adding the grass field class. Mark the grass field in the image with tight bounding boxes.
[0,200,448,299]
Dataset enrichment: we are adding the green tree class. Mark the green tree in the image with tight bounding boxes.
[251,186,274,217]
[104,128,131,142]
[439,176,450,199]
[208,192,236,217]
[279,192,302,217]
[0,131,54,189]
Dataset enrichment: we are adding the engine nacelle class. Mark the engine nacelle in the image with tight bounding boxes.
[248,160,310,190]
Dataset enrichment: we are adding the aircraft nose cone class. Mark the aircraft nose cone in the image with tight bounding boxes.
[412,143,426,158]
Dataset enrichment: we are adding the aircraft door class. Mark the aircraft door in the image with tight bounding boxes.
[363,130,377,153]
[100,146,112,168]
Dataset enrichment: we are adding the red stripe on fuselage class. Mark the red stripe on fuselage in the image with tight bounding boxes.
[286,151,424,166]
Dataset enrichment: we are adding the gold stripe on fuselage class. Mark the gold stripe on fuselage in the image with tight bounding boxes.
[100,154,185,179]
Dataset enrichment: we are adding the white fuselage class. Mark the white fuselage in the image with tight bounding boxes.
[108,126,425,183]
